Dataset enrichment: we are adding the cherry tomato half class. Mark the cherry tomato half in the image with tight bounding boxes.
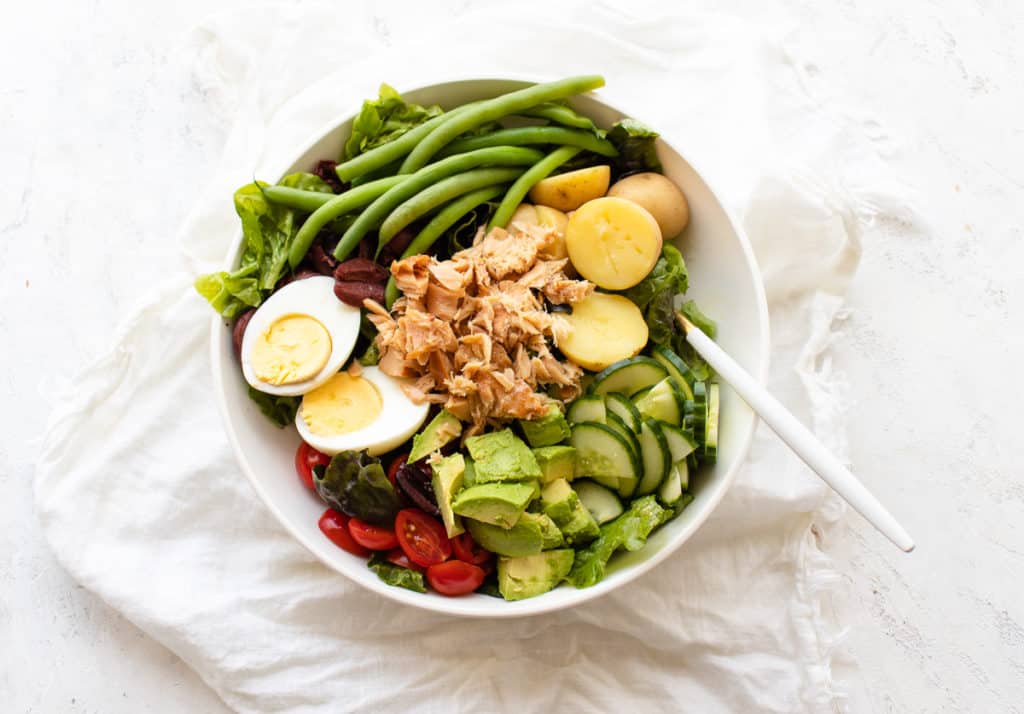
[385,548,425,573]
[450,532,493,566]
[348,518,399,551]
[426,560,486,596]
[318,509,370,557]
[387,454,408,487]
[295,442,331,490]
[395,508,452,568]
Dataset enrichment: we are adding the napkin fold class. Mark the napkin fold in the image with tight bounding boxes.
[37,4,905,712]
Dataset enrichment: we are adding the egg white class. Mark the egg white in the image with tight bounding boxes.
[295,366,430,456]
[241,276,361,397]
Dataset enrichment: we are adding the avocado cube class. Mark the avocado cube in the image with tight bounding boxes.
[465,429,541,484]
[451,482,535,528]
[518,403,572,447]
[541,479,600,546]
[497,549,575,600]
[431,453,465,538]
[533,446,577,485]
[463,458,477,487]
[520,511,564,549]
[466,516,544,557]
[409,409,462,463]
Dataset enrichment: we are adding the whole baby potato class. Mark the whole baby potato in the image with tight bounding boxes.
[607,172,689,238]
[528,165,611,212]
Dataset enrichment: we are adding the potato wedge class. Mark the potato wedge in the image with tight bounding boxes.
[565,197,662,290]
[528,165,611,212]
[607,172,689,238]
[559,292,648,371]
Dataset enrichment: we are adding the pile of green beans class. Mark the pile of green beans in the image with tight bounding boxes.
[262,76,612,276]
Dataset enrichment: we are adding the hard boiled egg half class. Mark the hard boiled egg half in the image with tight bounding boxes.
[241,276,361,396]
[295,366,430,456]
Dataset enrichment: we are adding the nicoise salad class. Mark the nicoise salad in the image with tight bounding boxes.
[197,76,719,600]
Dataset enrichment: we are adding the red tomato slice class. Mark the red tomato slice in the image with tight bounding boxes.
[387,453,408,487]
[318,509,370,557]
[348,518,399,551]
[295,442,331,490]
[450,532,493,566]
[426,560,486,596]
[395,509,452,568]
[385,548,426,573]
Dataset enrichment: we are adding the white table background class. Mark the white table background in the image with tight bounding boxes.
[3,1,1022,712]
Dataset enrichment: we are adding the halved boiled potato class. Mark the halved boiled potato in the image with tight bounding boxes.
[528,165,611,212]
[559,292,648,372]
[565,197,662,290]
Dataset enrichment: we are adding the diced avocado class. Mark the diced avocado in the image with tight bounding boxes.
[497,549,575,600]
[465,429,542,483]
[518,403,572,447]
[451,482,535,528]
[519,511,564,549]
[431,453,465,538]
[466,515,544,557]
[463,458,477,487]
[408,409,462,463]
[540,479,600,546]
[532,445,577,484]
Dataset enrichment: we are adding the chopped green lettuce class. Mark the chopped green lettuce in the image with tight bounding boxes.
[367,553,426,593]
[344,84,443,161]
[607,118,662,178]
[566,495,670,589]
[314,451,401,527]
[245,387,300,428]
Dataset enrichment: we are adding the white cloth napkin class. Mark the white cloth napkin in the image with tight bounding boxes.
[37,4,905,712]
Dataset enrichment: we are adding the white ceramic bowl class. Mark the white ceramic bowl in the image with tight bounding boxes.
[210,79,769,617]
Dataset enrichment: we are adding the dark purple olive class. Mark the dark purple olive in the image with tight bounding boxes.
[378,227,417,266]
[232,308,256,359]
[309,242,338,275]
[313,159,347,194]
[395,459,440,516]
[334,280,385,307]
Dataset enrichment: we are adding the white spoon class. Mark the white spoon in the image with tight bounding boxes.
[676,312,915,552]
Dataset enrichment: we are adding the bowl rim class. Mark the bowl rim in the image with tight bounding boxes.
[209,77,770,617]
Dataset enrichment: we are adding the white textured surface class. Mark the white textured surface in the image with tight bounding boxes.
[2,2,1022,714]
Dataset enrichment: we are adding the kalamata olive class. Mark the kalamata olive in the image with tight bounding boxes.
[313,159,347,194]
[378,227,416,266]
[334,280,385,307]
[357,235,375,260]
[232,308,256,359]
[309,242,338,275]
[334,258,388,284]
[395,459,440,516]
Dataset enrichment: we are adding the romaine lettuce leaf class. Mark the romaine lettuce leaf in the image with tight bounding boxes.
[566,495,669,588]
[367,553,426,593]
[314,450,401,527]
[245,387,300,428]
[607,118,662,178]
[344,84,443,160]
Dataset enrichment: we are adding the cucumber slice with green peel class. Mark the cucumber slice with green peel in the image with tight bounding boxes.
[567,395,606,425]
[605,411,641,463]
[604,392,642,433]
[658,421,698,463]
[634,378,682,425]
[657,462,688,505]
[635,419,671,496]
[573,480,624,524]
[589,357,668,397]
[569,422,640,486]
[704,383,720,462]
[651,345,696,400]
[631,385,653,402]
[682,382,708,441]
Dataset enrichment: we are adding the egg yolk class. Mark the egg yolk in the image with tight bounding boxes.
[250,314,332,386]
[301,372,383,436]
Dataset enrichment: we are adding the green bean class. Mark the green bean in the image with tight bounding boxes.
[518,102,598,131]
[331,146,544,261]
[489,146,583,229]
[287,175,403,268]
[435,127,617,159]
[334,103,476,182]
[384,184,506,307]
[378,167,521,246]
[398,75,604,174]
[262,185,336,212]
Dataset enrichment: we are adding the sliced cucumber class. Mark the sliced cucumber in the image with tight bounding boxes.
[682,381,708,442]
[657,462,688,505]
[604,392,642,433]
[634,378,682,425]
[658,422,698,463]
[567,395,606,425]
[574,480,625,524]
[589,357,667,397]
[569,422,640,488]
[651,345,696,400]
[704,383,719,463]
[635,419,671,496]
[605,411,641,463]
